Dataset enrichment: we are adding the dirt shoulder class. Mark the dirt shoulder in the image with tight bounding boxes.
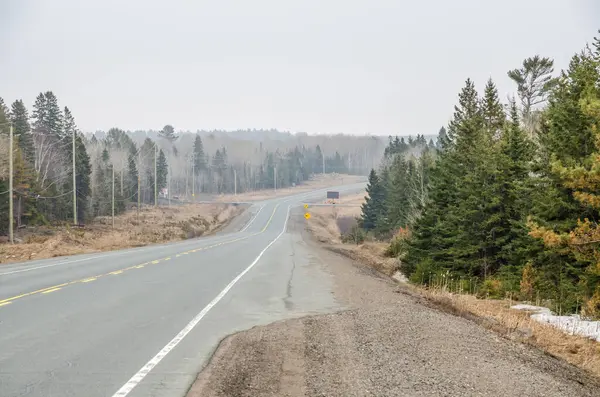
[0,203,245,264]
[186,213,600,397]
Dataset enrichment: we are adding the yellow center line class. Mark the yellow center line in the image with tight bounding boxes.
[1,202,284,307]
[42,287,62,294]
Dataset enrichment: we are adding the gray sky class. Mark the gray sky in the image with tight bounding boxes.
[2,0,599,135]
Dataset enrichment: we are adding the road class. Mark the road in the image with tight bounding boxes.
[0,183,365,397]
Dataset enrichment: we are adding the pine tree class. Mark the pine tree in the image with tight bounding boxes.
[360,169,385,231]
[31,93,47,133]
[10,100,34,164]
[65,131,91,221]
[44,91,63,139]
[529,50,600,316]
[193,134,207,172]
[508,56,557,116]
[385,155,410,230]
[157,149,168,191]
[159,124,178,143]
[481,78,505,140]
[0,97,9,130]
[405,79,485,279]
[127,145,138,202]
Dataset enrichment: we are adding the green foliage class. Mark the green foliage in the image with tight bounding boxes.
[10,100,34,164]
[371,34,600,315]
[360,169,385,231]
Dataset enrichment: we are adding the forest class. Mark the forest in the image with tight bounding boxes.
[360,32,600,318]
[0,95,387,235]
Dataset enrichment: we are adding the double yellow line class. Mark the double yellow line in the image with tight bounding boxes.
[0,204,280,308]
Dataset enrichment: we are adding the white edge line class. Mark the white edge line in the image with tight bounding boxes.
[239,204,265,233]
[111,205,291,397]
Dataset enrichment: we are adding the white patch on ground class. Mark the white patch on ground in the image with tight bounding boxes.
[511,304,600,342]
[392,270,408,283]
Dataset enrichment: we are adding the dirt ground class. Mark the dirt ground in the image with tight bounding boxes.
[186,213,600,397]
[0,203,243,264]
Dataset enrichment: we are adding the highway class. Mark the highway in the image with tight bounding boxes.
[0,183,364,397]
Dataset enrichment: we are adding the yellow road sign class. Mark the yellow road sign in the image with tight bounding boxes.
[303,203,309,209]
[304,212,311,220]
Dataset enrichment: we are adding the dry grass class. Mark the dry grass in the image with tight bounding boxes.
[215,174,365,202]
[0,203,244,264]
[305,193,399,277]
[421,289,600,379]
[306,201,600,380]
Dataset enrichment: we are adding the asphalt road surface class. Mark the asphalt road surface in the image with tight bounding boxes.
[0,183,365,397]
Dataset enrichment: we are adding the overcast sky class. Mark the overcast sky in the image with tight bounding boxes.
[1,0,599,135]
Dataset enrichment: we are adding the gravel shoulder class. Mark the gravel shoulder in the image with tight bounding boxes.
[186,215,600,397]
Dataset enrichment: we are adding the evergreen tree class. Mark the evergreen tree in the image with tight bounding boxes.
[159,124,178,143]
[73,132,91,221]
[127,145,138,202]
[31,93,47,134]
[10,100,34,164]
[481,78,505,139]
[0,97,9,130]
[193,134,207,172]
[157,149,168,192]
[44,91,63,139]
[360,169,385,231]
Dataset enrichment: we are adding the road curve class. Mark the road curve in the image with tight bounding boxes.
[0,183,364,397]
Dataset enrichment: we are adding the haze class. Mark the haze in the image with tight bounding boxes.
[2,0,598,135]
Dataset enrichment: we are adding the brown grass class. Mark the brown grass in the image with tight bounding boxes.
[0,203,244,264]
[215,173,365,202]
[305,193,399,277]
[306,201,600,380]
[421,289,600,379]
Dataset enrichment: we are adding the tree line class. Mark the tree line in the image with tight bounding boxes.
[360,31,600,318]
[0,96,383,235]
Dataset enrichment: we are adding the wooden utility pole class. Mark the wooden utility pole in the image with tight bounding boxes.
[274,165,277,194]
[112,165,115,228]
[72,123,77,225]
[8,123,14,244]
[154,143,158,206]
[234,169,237,196]
[137,150,141,219]
[192,154,195,202]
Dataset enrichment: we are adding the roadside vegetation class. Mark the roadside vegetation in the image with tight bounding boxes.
[0,92,383,245]
[0,203,243,264]
[359,31,600,319]
[305,30,600,380]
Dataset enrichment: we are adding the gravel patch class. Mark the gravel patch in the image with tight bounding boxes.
[187,216,600,397]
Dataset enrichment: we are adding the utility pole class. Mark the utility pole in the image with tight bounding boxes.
[8,123,14,244]
[154,143,158,207]
[191,154,195,203]
[234,169,237,196]
[112,164,115,228]
[72,123,77,226]
[274,165,277,194]
[137,150,141,219]
[322,151,325,175]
